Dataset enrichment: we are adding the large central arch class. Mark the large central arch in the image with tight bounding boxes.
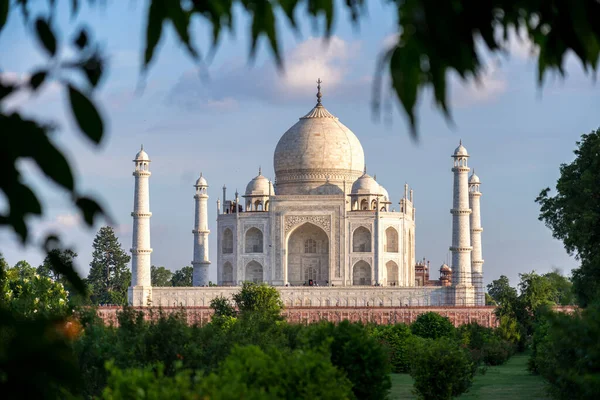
[286,222,329,286]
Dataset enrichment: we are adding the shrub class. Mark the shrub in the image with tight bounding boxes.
[102,346,353,400]
[531,304,600,399]
[201,345,353,399]
[232,282,283,319]
[409,337,476,400]
[481,339,512,366]
[411,312,455,340]
[369,323,414,373]
[299,321,391,400]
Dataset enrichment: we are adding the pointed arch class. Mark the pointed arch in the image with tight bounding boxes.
[352,226,371,252]
[245,227,263,253]
[385,227,399,253]
[352,261,371,285]
[287,222,329,286]
[245,261,263,283]
[222,261,233,285]
[222,228,233,254]
[385,261,399,286]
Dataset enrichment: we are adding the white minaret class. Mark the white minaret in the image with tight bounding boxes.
[469,170,484,306]
[192,173,211,286]
[450,141,474,306]
[129,145,152,306]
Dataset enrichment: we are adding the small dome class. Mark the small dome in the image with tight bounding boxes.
[379,184,390,201]
[245,171,273,196]
[351,173,380,194]
[195,173,208,186]
[469,171,480,184]
[135,145,150,161]
[453,140,468,157]
[440,264,451,272]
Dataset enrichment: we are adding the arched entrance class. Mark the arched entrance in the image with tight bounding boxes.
[385,261,399,286]
[352,260,371,285]
[245,261,263,283]
[287,222,329,286]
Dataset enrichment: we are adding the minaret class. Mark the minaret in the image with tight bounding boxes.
[130,145,152,306]
[450,140,474,306]
[192,173,211,286]
[469,170,484,306]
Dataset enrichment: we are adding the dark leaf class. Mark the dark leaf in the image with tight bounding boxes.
[35,18,57,57]
[32,138,75,191]
[166,1,199,61]
[29,70,46,90]
[0,81,15,100]
[144,0,167,69]
[67,84,104,143]
[0,0,9,33]
[75,196,104,226]
[74,28,88,49]
[82,53,103,87]
[43,235,88,294]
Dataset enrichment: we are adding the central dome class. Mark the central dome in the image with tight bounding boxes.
[273,83,365,195]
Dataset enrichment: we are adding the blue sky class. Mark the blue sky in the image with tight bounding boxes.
[1,1,598,288]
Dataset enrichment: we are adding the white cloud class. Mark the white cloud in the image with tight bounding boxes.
[55,213,81,228]
[168,36,365,108]
[278,36,360,95]
[450,61,507,107]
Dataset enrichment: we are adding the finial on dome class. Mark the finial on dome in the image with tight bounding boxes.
[259,166,262,176]
[459,139,462,146]
[373,174,377,181]
[200,171,203,177]
[363,164,367,174]
[316,78,323,106]
[141,144,144,150]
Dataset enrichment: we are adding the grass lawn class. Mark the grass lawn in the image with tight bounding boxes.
[389,353,549,399]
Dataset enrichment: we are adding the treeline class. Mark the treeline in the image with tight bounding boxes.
[1,226,195,307]
[1,273,521,400]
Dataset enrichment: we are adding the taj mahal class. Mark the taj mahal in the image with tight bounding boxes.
[127,81,485,308]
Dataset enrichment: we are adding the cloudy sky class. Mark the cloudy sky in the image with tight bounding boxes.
[1,2,598,287]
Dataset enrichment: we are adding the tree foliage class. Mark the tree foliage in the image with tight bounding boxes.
[232,282,284,318]
[87,226,131,305]
[171,266,193,287]
[409,337,477,400]
[410,312,456,340]
[536,128,600,306]
[150,265,173,287]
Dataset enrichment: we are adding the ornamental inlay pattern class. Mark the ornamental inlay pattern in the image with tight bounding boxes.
[284,215,331,235]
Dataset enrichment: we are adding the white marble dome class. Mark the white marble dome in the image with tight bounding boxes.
[453,141,468,157]
[469,171,480,184]
[273,95,365,195]
[245,172,273,196]
[195,173,208,186]
[379,184,390,201]
[351,173,379,194]
[135,146,150,161]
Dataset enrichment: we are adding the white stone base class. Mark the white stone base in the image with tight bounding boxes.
[130,286,457,307]
[128,286,153,306]
[453,284,475,306]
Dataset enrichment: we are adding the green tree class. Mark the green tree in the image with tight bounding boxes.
[37,249,77,282]
[536,129,600,306]
[11,260,36,280]
[232,282,284,318]
[151,265,173,287]
[170,266,193,287]
[485,293,497,306]
[87,226,131,305]
[2,267,70,318]
[411,312,456,340]
[409,337,476,400]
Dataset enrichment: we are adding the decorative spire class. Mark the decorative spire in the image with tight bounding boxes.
[200,171,203,178]
[459,139,462,146]
[363,164,367,174]
[316,78,323,106]
[259,166,262,176]
[141,144,144,150]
